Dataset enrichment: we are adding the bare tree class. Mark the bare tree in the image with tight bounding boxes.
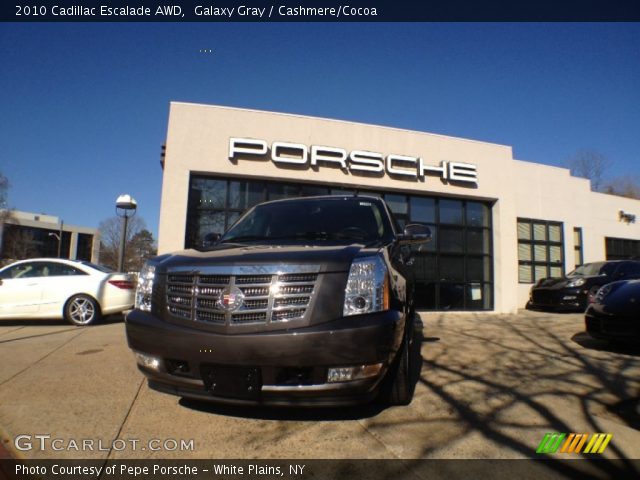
[98,216,147,271]
[568,149,612,192]
[603,175,640,200]
[2,227,38,261]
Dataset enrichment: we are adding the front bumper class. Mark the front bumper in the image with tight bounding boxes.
[125,309,404,406]
[528,287,588,311]
[585,305,640,342]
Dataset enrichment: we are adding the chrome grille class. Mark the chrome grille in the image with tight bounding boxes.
[165,266,319,326]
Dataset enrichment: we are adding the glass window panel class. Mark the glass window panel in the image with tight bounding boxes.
[484,257,491,281]
[548,224,561,243]
[192,178,226,209]
[574,249,582,268]
[517,222,531,240]
[267,183,299,201]
[518,243,532,261]
[550,266,563,278]
[440,227,464,253]
[300,185,330,197]
[226,212,241,230]
[414,282,436,309]
[483,284,492,310]
[330,188,355,196]
[574,228,582,246]
[410,197,436,223]
[466,257,484,281]
[197,211,225,244]
[466,283,484,309]
[228,181,264,210]
[439,283,465,309]
[534,244,548,262]
[418,226,437,252]
[415,254,437,281]
[358,190,382,198]
[533,223,547,241]
[466,202,489,227]
[440,256,464,281]
[534,265,548,282]
[549,245,562,263]
[439,199,464,225]
[385,194,408,215]
[467,228,489,254]
[519,264,533,283]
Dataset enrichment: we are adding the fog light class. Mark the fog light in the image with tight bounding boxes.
[134,351,161,371]
[327,363,383,383]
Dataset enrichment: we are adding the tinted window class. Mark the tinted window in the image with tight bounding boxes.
[46,263,86,276]
[222,198,391,243]
[600,262,618,277]
[614,262,640,278]
[1,263,36,279]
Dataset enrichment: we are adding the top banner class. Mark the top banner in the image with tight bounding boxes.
[4,0,640,22]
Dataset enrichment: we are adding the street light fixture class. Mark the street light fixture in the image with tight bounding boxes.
[115,194,137,272]
[48,232,61,258]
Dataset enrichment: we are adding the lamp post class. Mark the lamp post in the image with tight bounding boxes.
[115,194,137,272]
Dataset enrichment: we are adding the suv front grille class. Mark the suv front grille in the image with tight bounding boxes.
[165,267,319,326]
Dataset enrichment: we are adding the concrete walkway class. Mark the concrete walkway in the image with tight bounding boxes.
[0,311,638,466]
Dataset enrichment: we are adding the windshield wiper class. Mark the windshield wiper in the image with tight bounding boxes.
[219,235,271,244]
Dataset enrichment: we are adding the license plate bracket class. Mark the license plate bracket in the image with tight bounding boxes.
[200,365,262,400]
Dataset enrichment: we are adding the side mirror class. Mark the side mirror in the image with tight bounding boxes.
[202,232,221,248]
[399,224,432,245]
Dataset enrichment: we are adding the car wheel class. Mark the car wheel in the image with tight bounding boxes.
[383,318,414,406]
[64,294,101,326]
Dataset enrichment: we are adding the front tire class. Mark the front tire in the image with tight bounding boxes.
[64,294,101,326]
[382,316,415,406]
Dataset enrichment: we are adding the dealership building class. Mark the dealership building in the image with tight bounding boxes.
[157,102,640,313]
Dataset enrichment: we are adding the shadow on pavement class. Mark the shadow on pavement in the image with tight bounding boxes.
[408,311,640,477]
[178,398,386,421]
[0,314,125,328]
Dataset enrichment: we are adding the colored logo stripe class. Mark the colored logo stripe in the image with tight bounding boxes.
[537,433,612,455]
[584,434,612,454]
[537,433,566,454]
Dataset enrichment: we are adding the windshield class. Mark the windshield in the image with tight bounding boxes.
[220,197,392,244]
[567,262,606,277]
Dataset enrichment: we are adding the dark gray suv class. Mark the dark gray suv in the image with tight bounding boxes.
[126,196,430,407]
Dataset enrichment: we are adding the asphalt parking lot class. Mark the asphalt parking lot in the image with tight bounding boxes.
[1,310,639,463]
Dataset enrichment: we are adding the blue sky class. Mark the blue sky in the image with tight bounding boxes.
[1,23,639,239]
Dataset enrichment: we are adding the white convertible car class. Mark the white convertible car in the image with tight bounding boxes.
[0,258,135,326]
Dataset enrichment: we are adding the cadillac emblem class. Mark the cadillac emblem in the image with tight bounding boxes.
[217,285,245,312]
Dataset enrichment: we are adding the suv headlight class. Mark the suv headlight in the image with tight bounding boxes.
[343,256,390,317]
[566,278,586,288]
[135,263,156,312]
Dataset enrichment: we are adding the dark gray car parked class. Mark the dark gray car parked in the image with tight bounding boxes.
[527,260,640,312]
[126,196,430,407]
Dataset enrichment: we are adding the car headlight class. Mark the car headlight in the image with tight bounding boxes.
[135,263,156,312]
[343,256,390,316]
[566,278,586,288]
[595,284,612,303]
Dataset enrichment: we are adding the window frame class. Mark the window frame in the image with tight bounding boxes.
[517,218,565,284]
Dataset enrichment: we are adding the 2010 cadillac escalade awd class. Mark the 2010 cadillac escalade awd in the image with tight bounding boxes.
[126,195,430,407]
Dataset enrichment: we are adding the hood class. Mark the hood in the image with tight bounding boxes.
[537,275,599,288]
[155,243,382,274]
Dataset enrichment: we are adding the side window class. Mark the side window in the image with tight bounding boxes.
[600,263,618,277]
[47,263,86,277]
[1,264,35,279]
[615,262,640,279]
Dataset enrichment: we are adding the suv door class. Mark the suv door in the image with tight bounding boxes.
[612,261,640,281]
[0,262,46,317]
